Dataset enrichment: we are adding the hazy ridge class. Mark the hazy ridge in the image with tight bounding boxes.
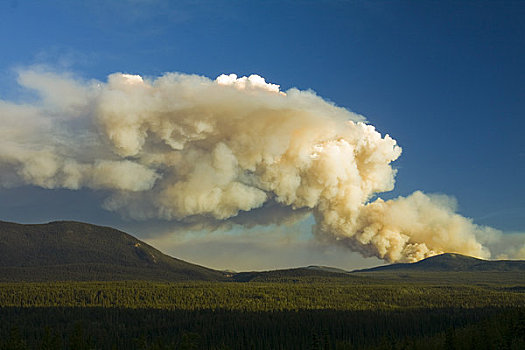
[1,220,524,283]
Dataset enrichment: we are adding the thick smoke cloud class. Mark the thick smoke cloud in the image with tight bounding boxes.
[0,68,511,262]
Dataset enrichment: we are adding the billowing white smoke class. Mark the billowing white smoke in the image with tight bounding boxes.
[0,68,502,262]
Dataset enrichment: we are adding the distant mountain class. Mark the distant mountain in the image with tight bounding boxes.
[0,220,227,282]
[354,253,525,273]
[236,253,525,283]
[1,219,523,283]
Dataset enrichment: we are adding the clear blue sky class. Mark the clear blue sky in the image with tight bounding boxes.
[0,0,523,269]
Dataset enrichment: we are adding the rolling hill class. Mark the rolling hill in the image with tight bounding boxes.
[1,219,524,283]
[354,253,525,273]
[0,220,227,282]
[233,253,525,282]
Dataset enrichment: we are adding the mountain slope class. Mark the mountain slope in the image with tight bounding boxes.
[0,220,226,282]
[354,253,525,273]
[1,220,523,283]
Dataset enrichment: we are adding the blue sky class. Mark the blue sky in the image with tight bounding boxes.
[0,1,523,270]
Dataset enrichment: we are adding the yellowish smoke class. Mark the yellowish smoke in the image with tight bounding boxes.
[0,68,505,262]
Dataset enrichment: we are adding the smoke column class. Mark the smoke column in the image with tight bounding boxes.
[0,68,503,262]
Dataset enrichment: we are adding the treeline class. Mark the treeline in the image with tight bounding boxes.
[0,306,523,349]
[1,281,523,311]
[1,281,523,348]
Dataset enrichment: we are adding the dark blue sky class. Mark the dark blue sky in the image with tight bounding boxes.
[0,1,523,269]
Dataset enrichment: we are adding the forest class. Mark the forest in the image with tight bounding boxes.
[0,279,523,349]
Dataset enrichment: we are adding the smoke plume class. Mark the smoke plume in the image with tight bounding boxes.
[0,68,506,262]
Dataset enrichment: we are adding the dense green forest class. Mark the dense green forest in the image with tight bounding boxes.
[0,281,523,311]
[1,306,523,349]
[0,280,523,349]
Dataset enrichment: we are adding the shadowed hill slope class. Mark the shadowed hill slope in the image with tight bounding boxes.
[354,253,525,273]
[0,220,226,282]
[1,220,524,283]
[232,253,525,283]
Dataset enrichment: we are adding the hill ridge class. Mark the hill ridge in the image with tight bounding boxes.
[0,219,226,282]
[1,220,524,282]
[353,252,525,273]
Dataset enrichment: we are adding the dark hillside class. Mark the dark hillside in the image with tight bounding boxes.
[1,220,524,283]
[354,253,525,273]
[0,220,226,282]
